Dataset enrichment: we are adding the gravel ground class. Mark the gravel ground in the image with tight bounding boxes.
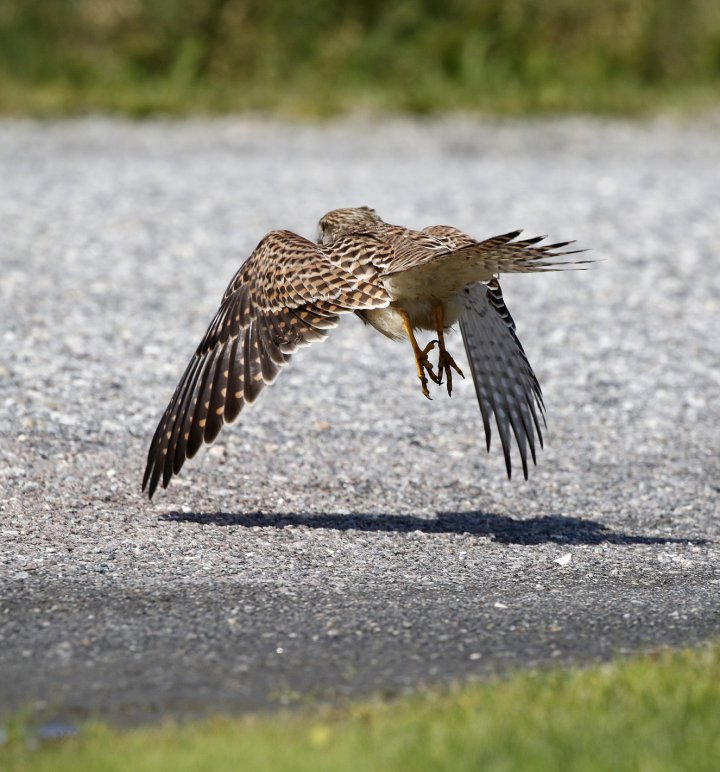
[1,116,719,726]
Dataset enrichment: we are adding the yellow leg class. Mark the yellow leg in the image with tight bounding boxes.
[400,310,439,399]
[433,305,464,396]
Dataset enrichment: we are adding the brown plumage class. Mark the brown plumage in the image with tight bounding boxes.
[143,206,588,498]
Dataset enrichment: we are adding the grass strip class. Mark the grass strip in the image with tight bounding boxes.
[3,644,720,771]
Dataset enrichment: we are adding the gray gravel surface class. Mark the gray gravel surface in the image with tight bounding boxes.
[1,116,719,726]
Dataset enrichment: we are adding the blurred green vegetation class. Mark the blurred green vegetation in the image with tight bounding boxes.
[0,0,719,116]
[4,645,720,771]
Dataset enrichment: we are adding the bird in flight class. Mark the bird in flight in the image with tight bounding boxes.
[143,207,587,498]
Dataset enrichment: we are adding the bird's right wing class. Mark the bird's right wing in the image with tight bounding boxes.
[142,230,391,498]
[458,280,546,480]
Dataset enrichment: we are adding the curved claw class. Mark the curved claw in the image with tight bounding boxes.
[417,340,439,397]
[437,349,465,396]
[420,340,442,385]
[400,310,443,399]
[431,304,465,396]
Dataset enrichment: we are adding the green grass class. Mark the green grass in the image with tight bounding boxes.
[1,0,719,116]
[3,645,720,771]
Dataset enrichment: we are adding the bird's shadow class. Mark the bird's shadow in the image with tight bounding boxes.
[159,510,707,546]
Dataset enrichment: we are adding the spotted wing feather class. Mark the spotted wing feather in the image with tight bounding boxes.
[143,230,390,498]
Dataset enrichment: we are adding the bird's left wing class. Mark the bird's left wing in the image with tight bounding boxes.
[458,281,546,480]
[142,230,390,498]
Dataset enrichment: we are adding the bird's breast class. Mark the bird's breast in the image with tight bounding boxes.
[358,296,463,341]
[383,256,482,298]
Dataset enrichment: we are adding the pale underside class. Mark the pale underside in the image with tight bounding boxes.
[359,264,473,340]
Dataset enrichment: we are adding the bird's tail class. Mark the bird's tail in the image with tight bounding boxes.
[457,230,592,276]
[383,230,591,289]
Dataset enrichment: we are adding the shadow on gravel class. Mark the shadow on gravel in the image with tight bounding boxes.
[160,511,707,546]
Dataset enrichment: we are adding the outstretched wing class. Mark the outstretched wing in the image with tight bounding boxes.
[458,280,546,480]
[143,230,390,498]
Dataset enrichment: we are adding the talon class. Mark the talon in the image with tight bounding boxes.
[400,310,440,397]
[437,350,465,396]
[432,304,465,396]
[417,345,440,394]
[419,340,442,384]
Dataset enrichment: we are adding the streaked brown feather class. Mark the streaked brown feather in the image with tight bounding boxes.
[380,227,587,278]
[143,229,391,498]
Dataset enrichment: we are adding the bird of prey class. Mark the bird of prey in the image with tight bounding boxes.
[143,206,586,498]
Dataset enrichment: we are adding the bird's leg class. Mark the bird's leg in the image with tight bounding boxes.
[400,309,439,399]
[433,305,464,396]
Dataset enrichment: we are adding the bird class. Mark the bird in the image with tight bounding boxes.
[142,206,587,498]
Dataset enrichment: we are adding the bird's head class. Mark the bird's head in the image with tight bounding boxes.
[317,206,384,245]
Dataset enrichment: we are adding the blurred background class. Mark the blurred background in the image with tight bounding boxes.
[1,0,719,117]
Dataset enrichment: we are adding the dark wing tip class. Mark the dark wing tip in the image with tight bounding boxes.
[141,463,151,494]
[501,229,523,240]
[142,456,161,499]
[142,419,167,499]
[517,235,547,246]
